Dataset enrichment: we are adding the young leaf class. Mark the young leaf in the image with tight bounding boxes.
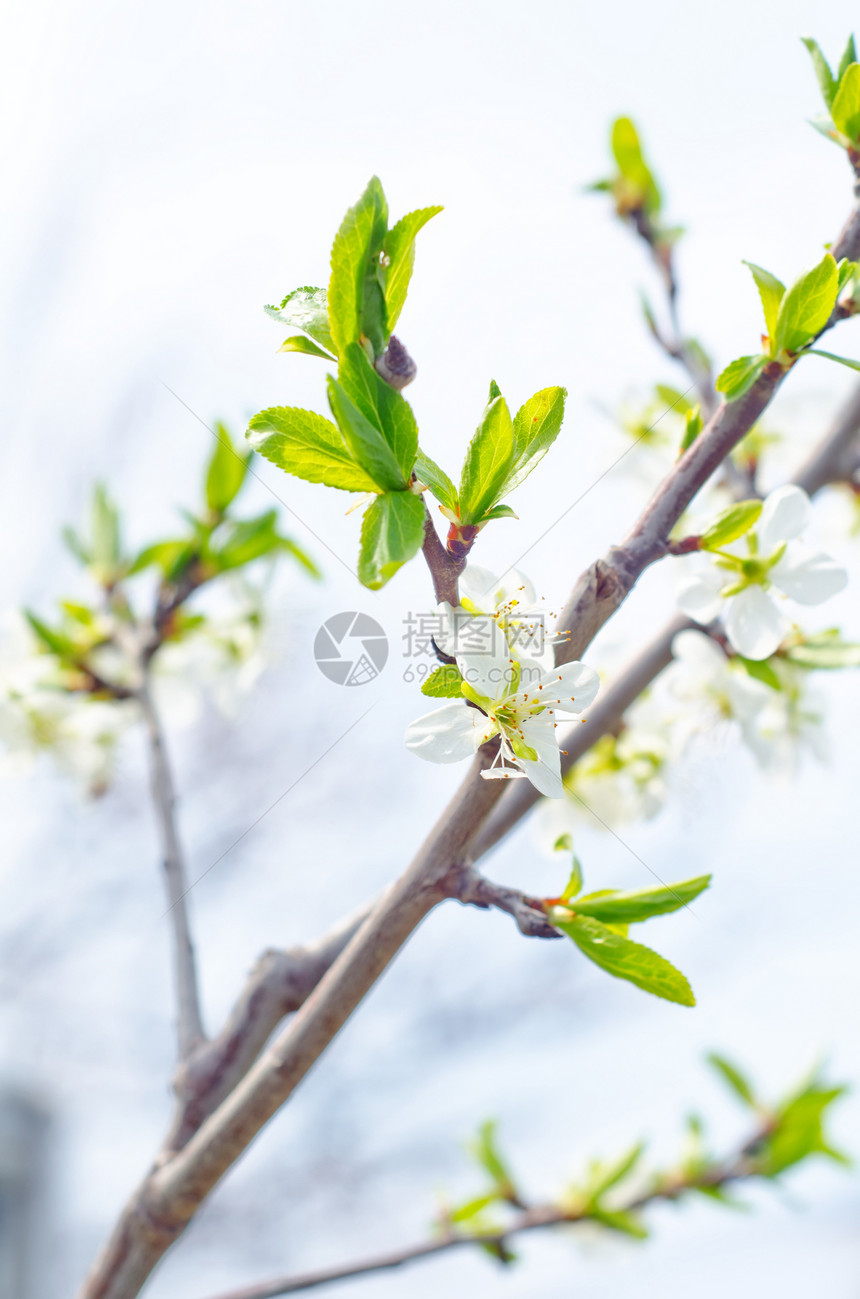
[736,655,782,690]
[503,386,567,494]
[774,253,839,355]
[458,390,515,524]
[743,261,786,350]
[205,423,250,515]
[831,63,860,142]
[382,205,443,332]
[707,1053,759,1108]
[24,610,77,660]
[572,875,711,924]
[586,1142,645,1198]
[264,286,337,357]
[337,343,418,480]
[759,1081,849,1176]
[90,484,122,579]
[838,35,858,83]
[326,375,408,491]
[357,491,425,589]
[806,348,860,371]
[785,634,860,668]
[421,664,464,698]
[414,447,458,511]
[214,510,282,570]
[555,914,695,1006]
[470,1121,517,1198]
[247,406,378,494]
[590,1207,649,1239]
[278,335,336,361]
[715,355,766,401]
[328,177,389,356]
[611,117,660,212]
[479,503,518,523]
[700,500,762,550]
[679,405,703,454]
[127,539,194,580]
[801,38,837,110]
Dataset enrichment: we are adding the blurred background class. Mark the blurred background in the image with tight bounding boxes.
[2,0,860,1294]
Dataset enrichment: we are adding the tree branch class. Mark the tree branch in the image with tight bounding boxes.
[77,195,860,1299]
[442,863,561,938]
[196,1122,772,1299]
[421,506,464,607]
[138,675,205,1060]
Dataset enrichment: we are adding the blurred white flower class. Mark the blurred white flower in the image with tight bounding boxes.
[743,663,828,775]
[677,486,848,659]
[663,629,772,749]
[435,564,562,670]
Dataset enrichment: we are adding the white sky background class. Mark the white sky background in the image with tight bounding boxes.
[2,0,860,1295]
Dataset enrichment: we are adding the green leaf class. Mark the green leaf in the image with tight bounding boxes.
[785,633,860,668]
[414,447,458,511]
[573,875,711,924]
[503,387,567,494]
[611,117,661,212]
[836,257,858,292]
[561,854,584,902]
[680,406,703,454]
[743,261,786,350]
[205,423,250,515]
[421,664,465,697]
[337,343,418,480]
[802,38,837,110]
[707,1053,758,1108]
[247,406,378,494]
[357,491,425,589]
[90,484,122,579]
[127,540,194,580]
[61,525,90,565]
[760,1081,849,1176]
[214,510,281,570]
[590,1207,649,1239]
[806,348,860,371]
[381,205,443,332]
[479,503,518,523]
[838,36,858,83]
[458,390,515,524]
[655,383,693,414]
[587,1142,645,1199]
[264,286,337,357]
[701,500,762,550]
[448,1193,502,1224]
[24,610,77,660]
[737,655,782,690]
[327,374,408,491]
[831,63,860,141]
[328,177,389,356]
[555,915,695,1005]
[470,1121,517,1198]
[715,354,767,401]
[774,253,839,355]
[278,536,322,580]
[278,335,336,361]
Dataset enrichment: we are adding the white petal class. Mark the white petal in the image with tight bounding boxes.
[758,484,810,553]
[724,586,787,660]
[671,628,728,675]
[531,661,600,713]
[770,547,848,605]
[458,565,500,609]
[677,572,724,624]
[405,703,490,763]
[515,715,564,797]
[457,641,516,700]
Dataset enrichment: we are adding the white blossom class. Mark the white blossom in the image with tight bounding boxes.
[677,486,848,659]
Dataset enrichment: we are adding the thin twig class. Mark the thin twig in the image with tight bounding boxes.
[138,674,206,1059]
[197,1124,770,1299]
[421,506,464,606]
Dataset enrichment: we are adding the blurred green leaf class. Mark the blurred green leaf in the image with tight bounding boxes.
[802,37,838,109]
[357,490,425,589]
[278,335,336,361]
[759,1079,849,1176]
[470,1121,518,1200]
[90,484,122,582]
[736,655,782,690]
[707,1053,759,1108]
[589,1207,649,1239]
[806,347,860,371]
[127,540,194,581]
[248,405,378,494]
[679,405,703,454]
[701,500,762,550]
[610,117,661,213]
[205,423,251,515]
[838,35,858,82]
[555,914,695,1005]
[24,610,77,661]
[785,631,860,668]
